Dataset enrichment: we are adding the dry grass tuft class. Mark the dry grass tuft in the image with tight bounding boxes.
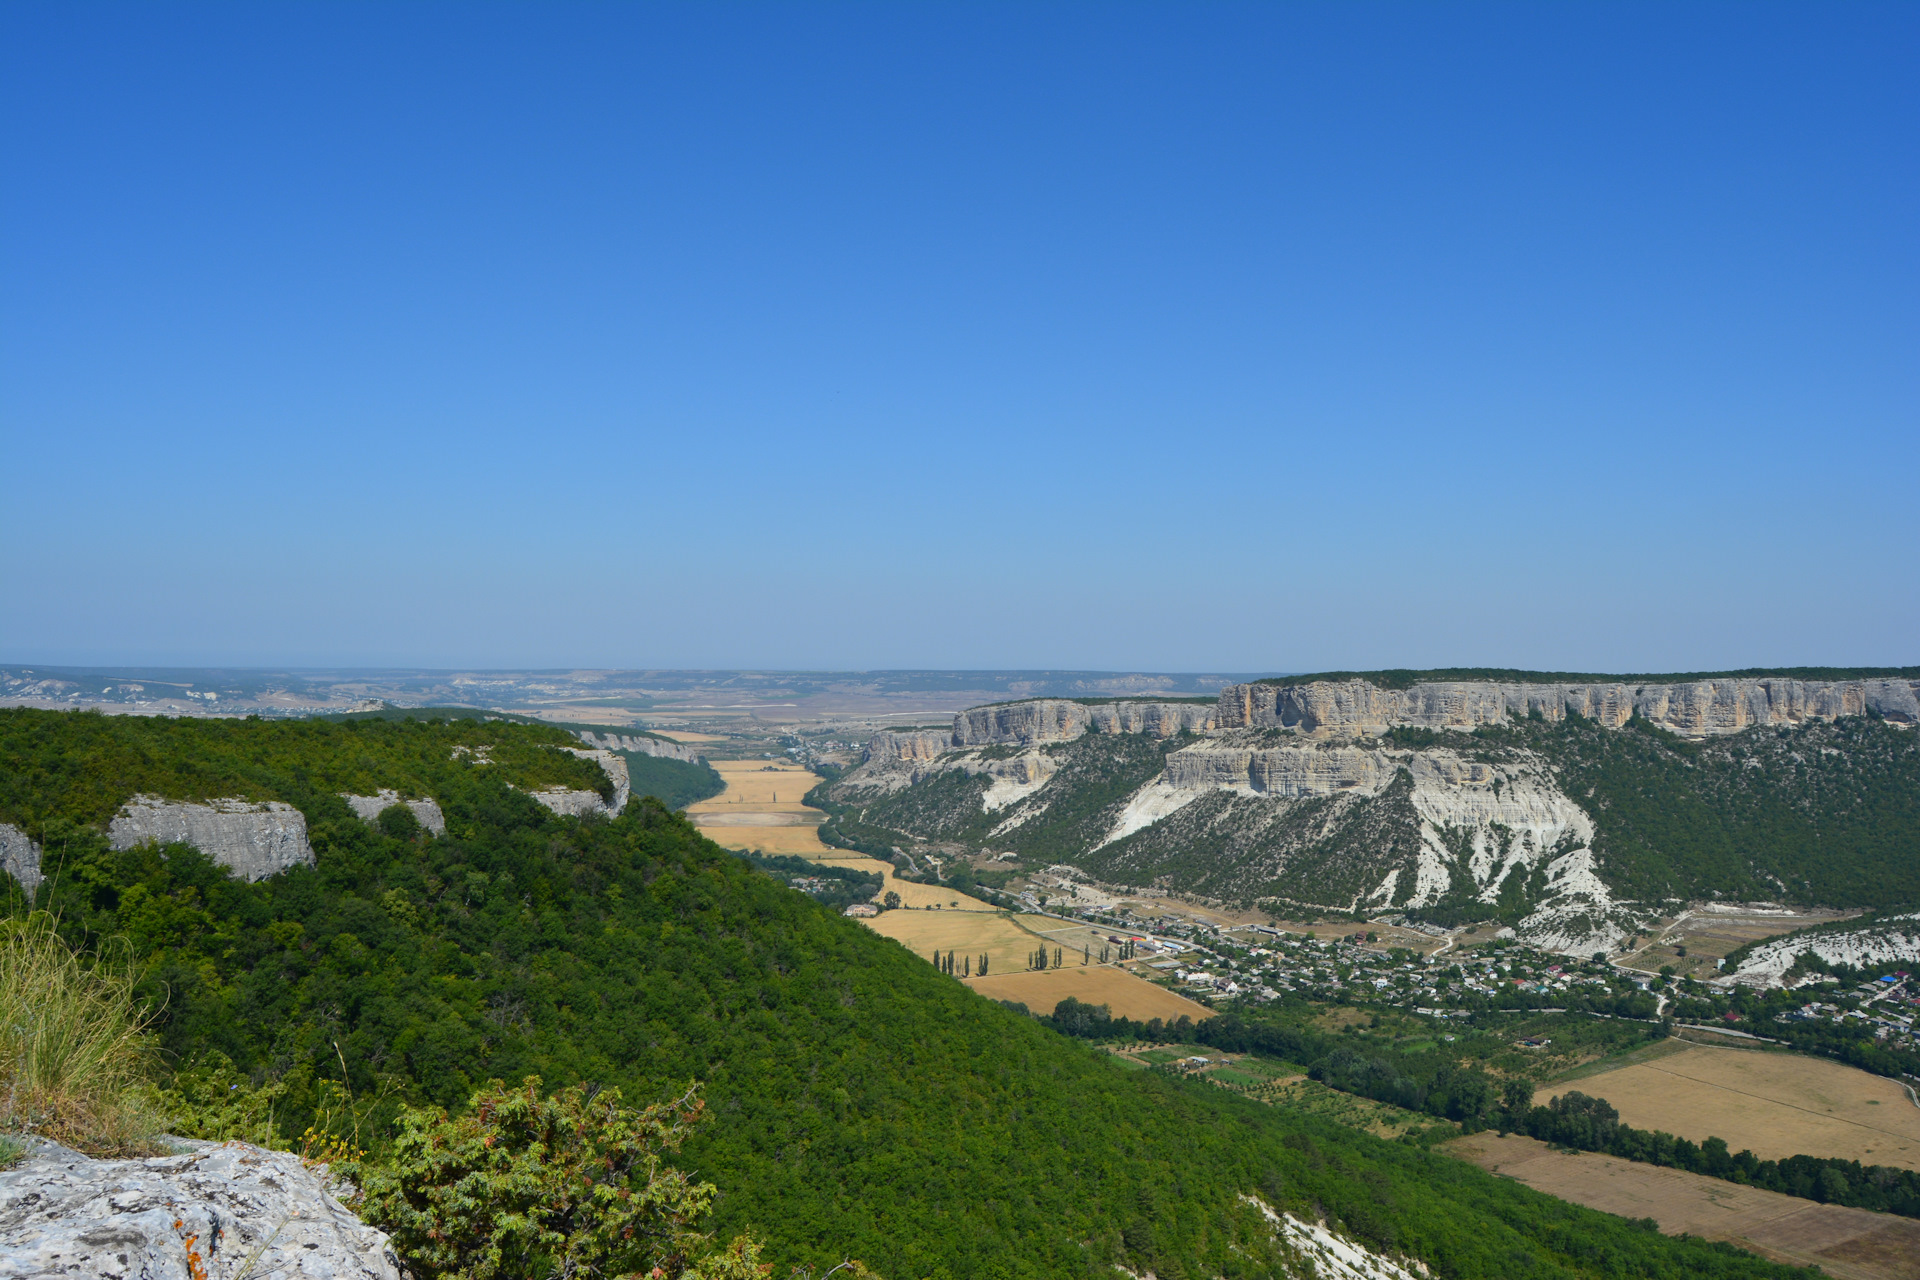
[0,913,164,1153]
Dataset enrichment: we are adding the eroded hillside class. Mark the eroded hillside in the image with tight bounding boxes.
[822,672,1920,956]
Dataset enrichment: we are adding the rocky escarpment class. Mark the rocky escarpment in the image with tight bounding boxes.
[954,699,1215,746]
[0,1137,400,1280]
[527,747,628,818]
[0,823,41,893]
[1217,676,1920,737]
[864,728,956,767]
[1093,739,1626,952]
[574,730,704,763]
[341,790,448,835]
[108,796,315,882]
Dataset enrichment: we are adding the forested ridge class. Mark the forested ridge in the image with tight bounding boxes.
[0,709,1817,1278]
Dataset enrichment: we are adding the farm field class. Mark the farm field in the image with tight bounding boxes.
[860,904,1041,972]
[685,759,836,854]
[1547,1042,1920,1169]
[1447,1132,1920,1280]
[963,964,1215,1023]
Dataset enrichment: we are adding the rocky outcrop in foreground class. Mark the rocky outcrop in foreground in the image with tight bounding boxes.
[1216,676,1920,737]
[108,797,315,882]
[341,790,447,836]
[0,823,40,893]
[0,1137,400,1280]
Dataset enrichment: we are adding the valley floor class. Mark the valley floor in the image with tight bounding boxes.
[1446,1132,1920,1280]
[1546,1041,1920,1169]
[690,759,1211,1020]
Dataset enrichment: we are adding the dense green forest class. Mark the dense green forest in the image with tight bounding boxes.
[325,705,727,810]
[0,709,1816,1279]
[1494,713,1920,907]
[0,708,611,835]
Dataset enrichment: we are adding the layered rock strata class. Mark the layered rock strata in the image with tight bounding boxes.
[341,790,447,835]
[0,1137,401,1280]
[108,796,314,882]
[863,729,955,766]
[574,730,704,763]
[0,823,41,893]
[952,699,1213,746]
[1216,677,1920,737]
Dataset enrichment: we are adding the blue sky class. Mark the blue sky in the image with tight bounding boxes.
[3,2,1914,672]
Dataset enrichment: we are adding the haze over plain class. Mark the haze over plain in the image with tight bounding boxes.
[2,2,1914,672]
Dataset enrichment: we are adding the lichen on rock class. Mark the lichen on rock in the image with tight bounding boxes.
[0,1137,400,1280]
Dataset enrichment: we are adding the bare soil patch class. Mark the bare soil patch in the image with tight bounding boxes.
[1549,1042,1920,1168]
[1446,1132,1920,1280]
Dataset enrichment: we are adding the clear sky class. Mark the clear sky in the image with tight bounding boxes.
[3,2,1914,673]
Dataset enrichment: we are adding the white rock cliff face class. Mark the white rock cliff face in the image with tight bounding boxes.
[1216,677,1920,737]
[953,700,1213,746]
[0,823,41,893]
[107,796,315,883]
[341,790,447,836]
[528,748,628,818]
[863,729,955,766]
[1731,913,1920,984]
[573,730,704,763]
[0,1138,401,1280]
[838,673,1911,957]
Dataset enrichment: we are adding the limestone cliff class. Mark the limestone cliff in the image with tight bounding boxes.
[529,747,629,818]
[1216,676,1920,737]
[954,699,1213,746]
[863,729,956,766]
[108,796,315,882]
[574,730,704,763]
[341,790,447,835]
[0,1137,401,1280]
[0,822,41,893]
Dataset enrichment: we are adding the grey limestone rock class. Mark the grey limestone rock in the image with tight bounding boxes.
[1215,677,1920,737]
[862,729,956,766]
[108,797,314,883]
[572,731,704,764]
[0,824,41,894]
[339,790,446,836]
[952,699,1214,747]
[0,1137,400,1280]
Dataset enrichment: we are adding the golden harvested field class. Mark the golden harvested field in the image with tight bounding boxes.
[685,760,838,855]
[1448,1132,1920,1280]
[963,965,1216,1023]
[1548,1043,1920,1169]
[686,759,819,810]
[862,908,1040,972]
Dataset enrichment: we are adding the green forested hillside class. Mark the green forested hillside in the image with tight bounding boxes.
[1507,714,1920,907]
[0,708,612,833]
[0,710,1810,1278]
[826,710,1920,917]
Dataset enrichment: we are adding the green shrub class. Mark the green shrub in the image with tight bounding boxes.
[353,1077,770,1280]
